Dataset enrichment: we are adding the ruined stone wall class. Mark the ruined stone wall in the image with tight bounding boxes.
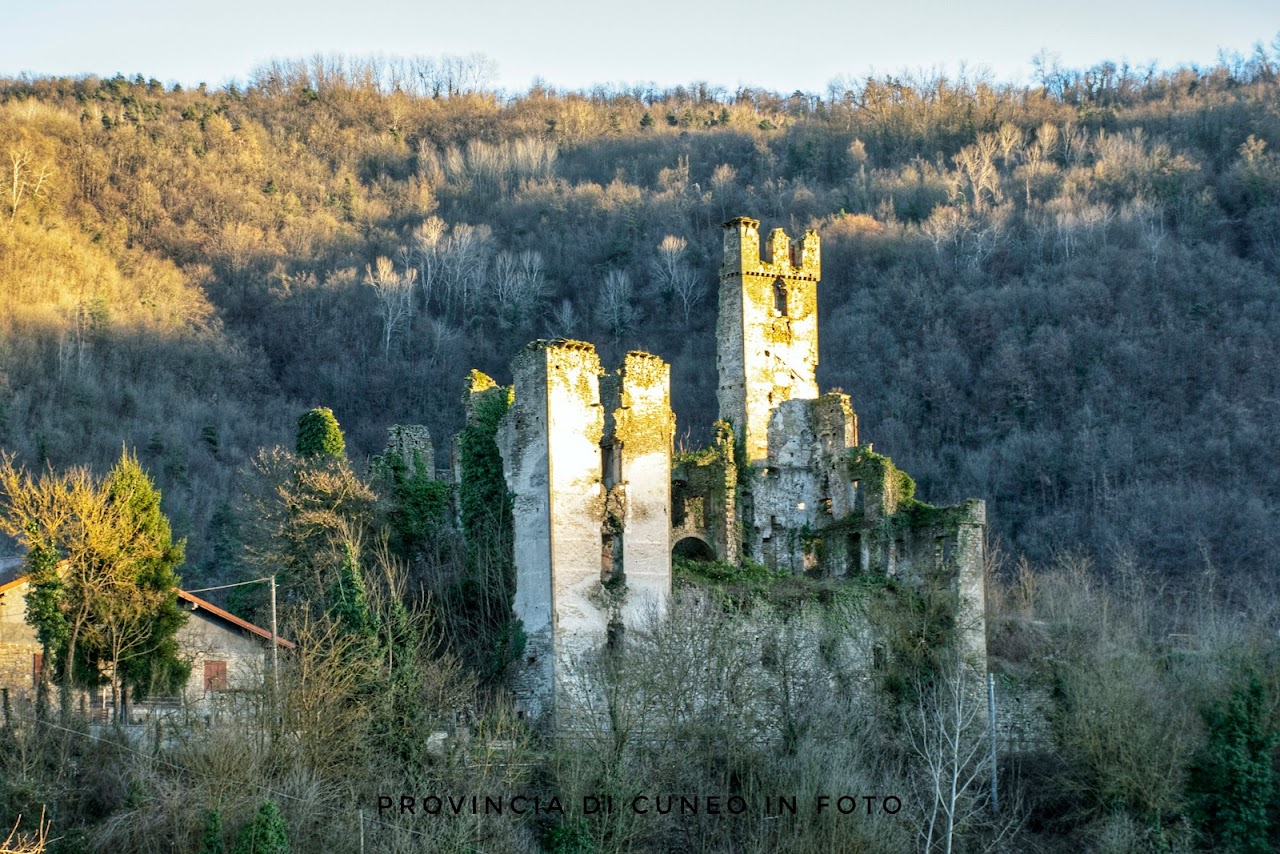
[717,217,822,464]
[671,422,738,565]
[748,393,858,571]
[373,424,435,478]
[952,501,988,665]
[498,349,559,720]
[501,341,610,720]
[608,352,674,625]
[498,341,675,724]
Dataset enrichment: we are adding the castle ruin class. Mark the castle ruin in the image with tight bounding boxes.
[469,216,987,724]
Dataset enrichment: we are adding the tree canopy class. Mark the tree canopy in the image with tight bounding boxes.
[0,449,189,716]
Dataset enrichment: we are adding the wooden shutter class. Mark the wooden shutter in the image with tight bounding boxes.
[204,660,228,692]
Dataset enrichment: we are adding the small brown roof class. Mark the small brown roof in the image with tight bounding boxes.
[177,590,296,650]
[0,558,27,595]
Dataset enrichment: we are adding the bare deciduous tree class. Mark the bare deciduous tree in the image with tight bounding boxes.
[365,256,416,359]
[598,269,639,342]
[439,223,492,324]
[7,144,52,222]
[491,249,547,331]
[651,236,706,323]
[906,652,1018,854]
[409,216,446,314]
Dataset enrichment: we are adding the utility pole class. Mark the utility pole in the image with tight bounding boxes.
[270,575,279,697]
[988,672,999,814]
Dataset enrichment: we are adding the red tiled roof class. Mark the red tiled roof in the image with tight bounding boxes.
[0,557,25,594]
[176,589,296,650]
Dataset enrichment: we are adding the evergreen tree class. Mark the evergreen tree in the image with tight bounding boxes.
[295,407,346,460]
[1189,671,1277,853]
[105,450,189,702]
[233,800,289,854]
[199,808,226,854]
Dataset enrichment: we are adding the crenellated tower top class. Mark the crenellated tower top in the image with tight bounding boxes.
[721,217,820,281]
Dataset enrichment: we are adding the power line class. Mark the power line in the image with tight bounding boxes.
[184,577,275,594]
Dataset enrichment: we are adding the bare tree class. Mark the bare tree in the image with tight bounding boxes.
[670,267,707,324]
[952,134,1002,211]
[651,235,687,298]
[651,236,706,323]
[408,216,446,314]
[1,807,50,854]
[547,298,581,338]
[491,249,547,331]
[906,652,1007,854]
[598,270,639,342]
[365,256,417,360]
[439,223,492,324]
[7,144,52,222]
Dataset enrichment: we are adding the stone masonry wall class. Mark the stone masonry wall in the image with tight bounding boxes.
[749,393,858,571]
[0,582,41,705]
[497,342,602,723]
[498,347,559,720]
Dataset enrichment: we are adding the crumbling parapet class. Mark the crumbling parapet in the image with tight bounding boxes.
[717,217,822,464]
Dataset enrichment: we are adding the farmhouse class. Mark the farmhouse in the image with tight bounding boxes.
[0,558,292,722]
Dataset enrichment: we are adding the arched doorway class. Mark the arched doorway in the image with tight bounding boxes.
[673,536,716,562]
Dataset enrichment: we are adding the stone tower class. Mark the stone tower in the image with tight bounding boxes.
[716,217,821,463]
[497,340,673,724]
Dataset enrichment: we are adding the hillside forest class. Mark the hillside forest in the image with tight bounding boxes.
[1,42,1280,852]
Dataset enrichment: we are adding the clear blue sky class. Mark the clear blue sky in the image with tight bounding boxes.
[3,0,1277,93]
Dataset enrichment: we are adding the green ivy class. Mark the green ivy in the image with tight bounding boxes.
[295,407,345,460]
[457,387,512,549]
[377,450,451,558]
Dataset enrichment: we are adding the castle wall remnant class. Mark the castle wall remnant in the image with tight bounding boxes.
[496,341,673,722]
[712,217,986,666]
[601,352,675,627]
[468,215,988,727]
[371,423,434,478]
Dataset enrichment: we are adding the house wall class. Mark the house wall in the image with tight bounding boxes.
[0,578,279,720]
[174,609,273,713]
[0,580,41,705]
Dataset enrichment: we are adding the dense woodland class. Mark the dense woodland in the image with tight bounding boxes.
[2,51,1279,580]
[2,44,1280,852]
